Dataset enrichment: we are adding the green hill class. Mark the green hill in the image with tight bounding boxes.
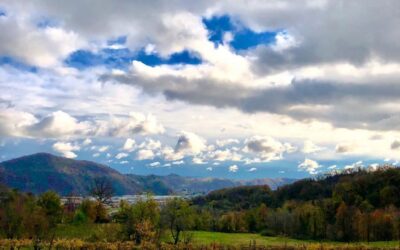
[0,152,141,196]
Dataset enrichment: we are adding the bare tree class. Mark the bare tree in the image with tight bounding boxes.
[89,177,114,205]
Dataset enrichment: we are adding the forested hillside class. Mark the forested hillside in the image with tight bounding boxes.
[0,153,141,195]
[193,185,273,211]
[192,166,400,242]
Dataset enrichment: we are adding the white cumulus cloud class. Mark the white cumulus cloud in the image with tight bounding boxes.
[229,164,239,172]
[244,136,293,162]
[52,141,80,158]
[136,149,155,160]
[298,158,320,174]
[175,131,206,155]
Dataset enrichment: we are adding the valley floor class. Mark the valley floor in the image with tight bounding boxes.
[54,224,400,248]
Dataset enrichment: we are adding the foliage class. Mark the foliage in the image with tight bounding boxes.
[161,197,195,244]
[193,166,400,242]
[37,191,63,227]
[75,199,109,223]
[116,195,161,244]
[1,165,400,246]
[0,189,64,248]
[193,185,273,210]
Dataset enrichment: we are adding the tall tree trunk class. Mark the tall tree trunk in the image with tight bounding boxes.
[174,229,180,245]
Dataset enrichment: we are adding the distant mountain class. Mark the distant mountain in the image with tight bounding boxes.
[0,153,141,196]
[127,174,241,195]
[127,174,295,195]
[0,153,295,196]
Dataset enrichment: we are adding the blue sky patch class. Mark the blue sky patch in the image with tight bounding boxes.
[0,57,37,72]
[230,29,277,50]
[65,48,201,69]
[203,15,277,50]
[0,7,6,17]
[203,15,234,45]
[65,15,277,70]
[136,50,201,66]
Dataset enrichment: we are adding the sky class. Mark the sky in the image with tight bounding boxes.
[1,0,400,179]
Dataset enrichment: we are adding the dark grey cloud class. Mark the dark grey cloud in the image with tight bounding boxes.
[336,143,354,154]
[104,72,400,131]
[391,140,400,150]
[238,0,400,74]
[0,98,14,109]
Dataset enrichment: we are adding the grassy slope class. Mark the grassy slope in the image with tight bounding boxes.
[55,225,400,248]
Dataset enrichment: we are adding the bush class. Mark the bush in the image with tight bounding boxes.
[73,210,88,225]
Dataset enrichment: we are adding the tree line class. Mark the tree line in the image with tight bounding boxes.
[1,166,400,247]
[0,177,196,248]
[192,166,400,242]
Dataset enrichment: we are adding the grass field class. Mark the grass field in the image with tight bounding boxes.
[191,231,309,246]
[190,231,400,248]
[56,223,122,241]
[55,224,400,248]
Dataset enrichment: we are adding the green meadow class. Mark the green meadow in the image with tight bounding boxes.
[190,231,400,248]
[55,224,400,248]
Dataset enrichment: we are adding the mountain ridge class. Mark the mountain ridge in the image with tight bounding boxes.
[0,152,141,195]
[0,152,295,196]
